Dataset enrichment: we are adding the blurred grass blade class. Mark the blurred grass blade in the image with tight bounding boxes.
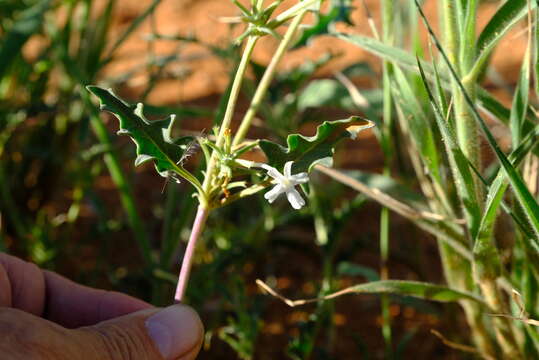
[315,165,470,259]
[333,32,429,73]
[102,0,162,64]
[333,31,514,126]
[85,0,116,76]
[416,0,539,240]
[346,280,485,303]
[0,0,51,80]
[535,5,539,98]
[81,91,153,267]
[510,43,531,146]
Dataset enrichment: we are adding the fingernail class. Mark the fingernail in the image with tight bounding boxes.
[145,304,202,359]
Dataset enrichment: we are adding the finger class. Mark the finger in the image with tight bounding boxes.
[0,252,151,327]
[0,305,203,360]
[43,270,151,328]
[0,262,11,307]
[0,253,45,315]
[74,304,203,360]
[0,307,71,359]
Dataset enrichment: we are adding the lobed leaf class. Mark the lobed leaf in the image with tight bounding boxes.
[86,86,202,191]
[259,116,374,173]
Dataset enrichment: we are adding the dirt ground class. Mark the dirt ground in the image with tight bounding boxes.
[104,0,527,104]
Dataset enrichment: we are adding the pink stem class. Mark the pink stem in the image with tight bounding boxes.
[174,205,209,302]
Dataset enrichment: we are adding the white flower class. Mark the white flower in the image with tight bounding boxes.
[260,161,309,209]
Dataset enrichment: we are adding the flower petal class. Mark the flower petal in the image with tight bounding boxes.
[284,161,294,178]
[264,184,284,203]
[260,164,287,182]
[286,188,305,209]
[290,172,309,184]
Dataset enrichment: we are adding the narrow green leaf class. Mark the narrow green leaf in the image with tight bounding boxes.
[259,116,374,173]
[473,0,535,79]
[86,86,203,192]
[346,280,485,304]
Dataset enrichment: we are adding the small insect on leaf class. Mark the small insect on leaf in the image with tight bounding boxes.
[161,131,205,193]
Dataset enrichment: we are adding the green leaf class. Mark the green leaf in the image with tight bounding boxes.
[344,280,485,304]
[86,86,203,192]
[259,116,374,173]
[472,0,535,80]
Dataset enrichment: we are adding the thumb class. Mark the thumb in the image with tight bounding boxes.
[75,304,203,360]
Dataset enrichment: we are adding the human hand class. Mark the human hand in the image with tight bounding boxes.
[0,252,203,359]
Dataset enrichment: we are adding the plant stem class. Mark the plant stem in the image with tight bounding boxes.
[202,36,258,195]
[232,10,308,147]
[174,205,209,302]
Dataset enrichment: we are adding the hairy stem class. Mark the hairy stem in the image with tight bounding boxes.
[202,36,258,195]
[175,205,209,302]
